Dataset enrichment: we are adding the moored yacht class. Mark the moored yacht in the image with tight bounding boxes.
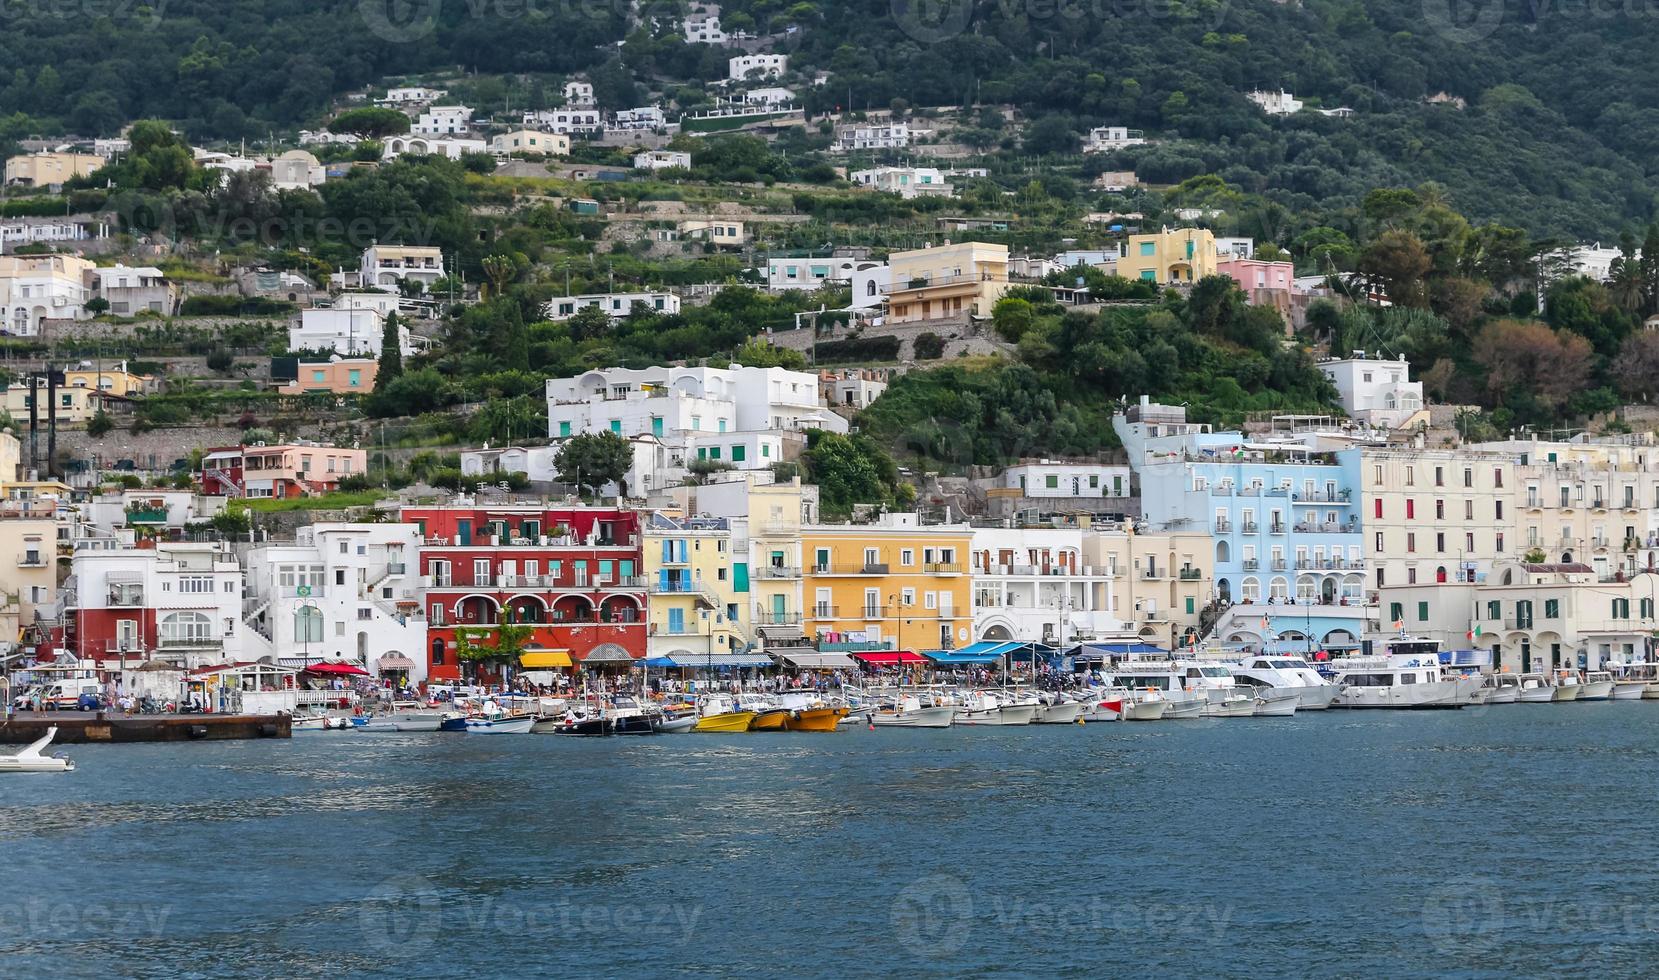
[1230,654,1340,710]
[1611,662,1658,700]
[1328,641,1469,709]
[1551,669,1583,702]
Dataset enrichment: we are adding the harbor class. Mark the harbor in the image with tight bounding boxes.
[0,711,289,744]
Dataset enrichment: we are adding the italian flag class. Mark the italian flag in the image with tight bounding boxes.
[1466,624,1484,641]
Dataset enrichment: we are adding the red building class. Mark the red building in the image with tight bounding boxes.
[403,505,647,682]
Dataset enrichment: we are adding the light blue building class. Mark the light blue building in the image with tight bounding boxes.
[1117,401,1372,653]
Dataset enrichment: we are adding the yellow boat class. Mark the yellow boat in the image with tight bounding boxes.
[782,706,849,732]
[748,709,789,731]
[694,711,758,733]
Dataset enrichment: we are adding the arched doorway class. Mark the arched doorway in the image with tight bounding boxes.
[1435,566,1447,584]
[1320,578,1336,603]
[1217,579,1232,603]
[981,624,1013,641]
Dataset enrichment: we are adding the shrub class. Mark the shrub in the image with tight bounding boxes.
[913,332,946,359]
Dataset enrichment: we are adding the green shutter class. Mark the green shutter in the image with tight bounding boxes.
[733,562,749,592]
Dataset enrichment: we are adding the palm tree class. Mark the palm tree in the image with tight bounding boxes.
[1611,255,1645,314]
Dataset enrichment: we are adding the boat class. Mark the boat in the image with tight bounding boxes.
[1106,662,1208,719]
[1551,669,1583,702]
[775,693,848,732]
[1328,641,1467,709]
[353,717,400,732]
[693,693,758,733]
[609,696,661,735]
[1230,655,1341,710]
[1482,673,1522,705]
[0,727,74,772]
[291,713,353,731]
[1578,670,1615,701]
[540,709,611,736]
[1516,672,1555,703]
[1250,689,1301,717]
[1121,690,1170,721]
[654,713,696,734]
[1077,693,1124,722]
[1611,662,1656,700]
[865,692,957,728]
[748,704,791,731]
[1200,692,1258,718]
[953,690,1037,726]
[1033,694,1085,725]
[463,714,535,734]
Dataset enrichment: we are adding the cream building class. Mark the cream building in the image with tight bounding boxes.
[0,508,59,628]
[685,474,816,651]
[1380,559,1653,673]
[1346,447,1519,593]
[0,253,96,335]
[642,514,748,659]
[490,130,570,157]
[1084,526,1212,650]
[4,152,103,188]
[886,241,1008,324]
[970,525,1119,647]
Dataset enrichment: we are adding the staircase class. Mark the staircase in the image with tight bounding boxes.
[204,467,243,497]
[242,597,272,641]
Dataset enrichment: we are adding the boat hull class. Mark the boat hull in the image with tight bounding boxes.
[1080,699,1123,722]
[1612,681,1648,701]
[1123,699,1169,721]
[465,717,534,734]
[1518,687,1556,703]
[782,707,848,732]
[1484,687,1521,705]
[390,715,445,732]
[694,711,757,733]
[1251,690,1300,717]
[1336,680,1465,709]
[1579,680,1615,701]
[748,710,789,731]
[1034,702,1085,724]
[1201,697,1258,718]
[545,717,612,736]
[654,715,696,734]
[1553,684,1583,702]
[1164,697,1205,719]
[869,706,956,728]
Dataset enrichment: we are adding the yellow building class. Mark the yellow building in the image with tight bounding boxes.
[0,513,59,626]
[1118,227,1217,284]
[1084,527,1214,649]
[886,241,1008,323]
[643,513,748,658]
[0,431,19,484]
[4,152,103,188]
[3,376,136,424]
[802,513,973,651]
[66,362,153,398]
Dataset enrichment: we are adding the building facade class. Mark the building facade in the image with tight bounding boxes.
[199,442,368,498]
[1118,228,1218,285]
[886,241,1009,323]
[802,514,973,651]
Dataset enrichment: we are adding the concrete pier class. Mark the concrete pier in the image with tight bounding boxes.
[0,711,291,743]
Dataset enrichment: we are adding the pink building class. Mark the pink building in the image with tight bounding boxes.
[1217,257,1296,329]
[279,358,379,395]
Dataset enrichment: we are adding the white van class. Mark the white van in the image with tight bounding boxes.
[14,677,103,710]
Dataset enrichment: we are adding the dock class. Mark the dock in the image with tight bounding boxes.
[0,712,291,744]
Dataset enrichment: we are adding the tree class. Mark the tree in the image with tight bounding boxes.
[454,607,534,681]
[329,107,411,137]
[377,312,403,384]
[1471,319,1593,413]
[85,410,113,437]
[554,430,633,497]
[205,347,235,373]
[913,332,945,359]
[1359,229,1432,307]
[1613,332,1659,401]
[566,305,612,342]
[991,297,1037,343]
[84,297,110,316]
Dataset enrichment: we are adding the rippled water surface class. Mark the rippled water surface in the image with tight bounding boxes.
[3,705,1658,977]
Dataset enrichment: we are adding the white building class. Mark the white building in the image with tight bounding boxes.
[851,263,891,311]
[634,150,692,171]
[524,108,603,135]
[613,107,668,131]
[245,523,427,678]
[1319,353,1425,429]
[379,87,447,106]
[971,527,1121,645]
[1247,90,1304,115]
[564,81,596,106]
[683,8,726,42]
[545,365,847,492]
[268,150,326,190]
[461,437,670,498]
[299,130,361,146]
[763,253,866,292]
[490,130,570,157]
[744,87,796,106]
[1081,126,1146,153]
[545,291,680,321]
[834,121,909,152]
[1215,237,1255,260]
[0,216,103,250]
[0,253,94,336]
[849,166,953,199]
[730,54,788,80]
[380,136,487,161]
[68,541,252,669]
[1002,460,1133,499]
[411,105,474,136]
[1556,243,1630,283]
[360,245,445,291]
[290,293,411,357]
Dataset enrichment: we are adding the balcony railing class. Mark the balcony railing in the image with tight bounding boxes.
[1137,566,1167,580]
[812,563,890,576]
[1241,521,1259,533]
[925,562,963,574]
[1242,559,1259,571]
[1214,519,1232,533]
[1292,490,1351,503]
[1178,568,1202,580]
[753,611,803,625]
[19,555,47,568]
[755,565,802,579]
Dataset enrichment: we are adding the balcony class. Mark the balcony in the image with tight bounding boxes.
[1272,559,1289,571]
[759,522,799,536]
[1178,568,1202,581]
[1214,519,1232,533]
[19,554,47,568]
[1293,490,1352,504]
[889,271,998,294]
[158,634,221,649]
[1242,559,1259,571]
[387,562,406,575]
[925,562,963,575]
[1269,523,1287,534]
[107,589,145,607]
[813,563,890,576]
[753,611,803,625]
[124,507,168,524]
[1137,566,1167,581]
[1241,521,1259,534]
[755,565,802,580]
[102,639,144,655]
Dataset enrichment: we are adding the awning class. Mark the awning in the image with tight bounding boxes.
[777,652,857,669]
[851,650,926,665]
[301,661,370,676]
[648,653,776,668]
[923,650,1005,665]
[520,651,573,668]
[579,643,635,664]
[376,654,417,671]
[757,625,808,642]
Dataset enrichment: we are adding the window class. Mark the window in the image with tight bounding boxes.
[1614,598,1631,620]
[1544,599,1560,619]
[159,611,212,646]
[1374,499,1383,519]
[1486,601,1500,620]
[900,549,915,567]
[1389,602,1403,624]
[1435,500,1445,519]
[1406,532,1415,553]
[1406,500,1415,520]
[1417,601,1429,622]
[1434,466,1444,487]
[731,445,746,463]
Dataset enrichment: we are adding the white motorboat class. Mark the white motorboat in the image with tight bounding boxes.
[0,727,75,772]
[1329,641,1467,709]
[1482,673,1521,705]
[866,693,956,728]
[954,691,1036,726]
[1121,690,1170,721]
[653,713,696,734]
[1107,662,1208,720]
[1230,655,1340,710]
[1551,670,1583,702]
[1200,692,1258,718]
[1610,662,1656,700]
[1033,695,1085,724]
[463,714,535,734]
[1077,693,1125,722]
[291,713,353,731]
[1578,670,1615,701]
[1517,672,1555,703]
[1251,688,1301,717]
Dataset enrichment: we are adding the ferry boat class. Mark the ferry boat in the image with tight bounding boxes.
[1106,662,1207,719]
[1328,639,1476,709]
[1230,655,1340,711]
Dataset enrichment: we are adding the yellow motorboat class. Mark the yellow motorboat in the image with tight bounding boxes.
[694,711,758,733]
[782,706,849,732]
[748,709,789,731]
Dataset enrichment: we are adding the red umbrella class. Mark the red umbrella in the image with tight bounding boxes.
[302,661,371,677]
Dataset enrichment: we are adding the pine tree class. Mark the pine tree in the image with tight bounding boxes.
[376,312,403,389]
[1640,224,1659,316]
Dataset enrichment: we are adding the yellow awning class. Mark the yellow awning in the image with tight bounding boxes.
[520,651,573,668]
